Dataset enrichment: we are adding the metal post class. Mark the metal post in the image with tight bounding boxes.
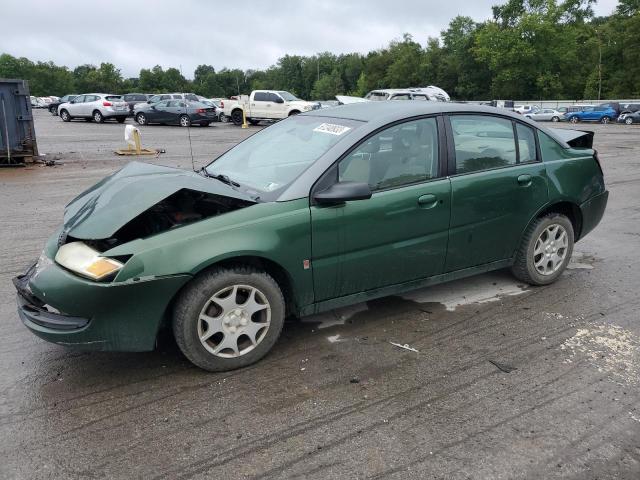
[1,95,11,164]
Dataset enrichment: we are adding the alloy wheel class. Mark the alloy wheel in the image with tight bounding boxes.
[94,111,103,123]
[533,224,568,276]
[197,285,271,358]
[136,114,146,125]
[625,117,633,125]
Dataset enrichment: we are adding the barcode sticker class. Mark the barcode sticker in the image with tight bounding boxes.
[313,123,351,135]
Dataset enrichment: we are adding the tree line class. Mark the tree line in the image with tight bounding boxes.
[1,0,638,101]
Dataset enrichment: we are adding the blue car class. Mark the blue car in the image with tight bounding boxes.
[564,106,617,124]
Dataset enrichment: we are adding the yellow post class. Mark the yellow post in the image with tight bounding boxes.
[241,107,248,129]
[133,129,142,154]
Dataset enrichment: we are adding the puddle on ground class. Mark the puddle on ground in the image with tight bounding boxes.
[302,271,527,333]
[561,323,640,386]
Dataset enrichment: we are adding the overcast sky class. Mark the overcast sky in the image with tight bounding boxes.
[1,0,619,78]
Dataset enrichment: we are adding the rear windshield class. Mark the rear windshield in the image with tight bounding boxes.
[125,94,147,101]
[105,96,122,101]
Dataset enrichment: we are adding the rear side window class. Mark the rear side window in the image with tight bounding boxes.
[516,124,537,163]
[538,131,574,161]
[450,115,516,174]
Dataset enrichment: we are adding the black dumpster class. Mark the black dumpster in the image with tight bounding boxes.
[0,78,39,166]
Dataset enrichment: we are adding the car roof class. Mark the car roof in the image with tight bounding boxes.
[304,101,528,123]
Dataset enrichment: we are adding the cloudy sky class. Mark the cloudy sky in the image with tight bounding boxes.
[1,0,619,78]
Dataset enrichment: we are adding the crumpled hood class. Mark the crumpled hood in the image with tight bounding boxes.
[63,162,255,240]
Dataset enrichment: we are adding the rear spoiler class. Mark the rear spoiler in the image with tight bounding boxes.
[549,128,594,149]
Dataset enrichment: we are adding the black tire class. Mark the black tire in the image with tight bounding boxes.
[179,115,191,127]
[569,116,579,124]
[231,109,243,126]
[93,110,104,123]
[116,116,126,123]
[59,109,71,122]
[135,113,147,125]
[625,117,634,125]
[49,106,57,116]
[551,116,559,122]
[84,118,93,122]
[172,267,285,372]
[248,119,260,126]
[600,116,611,124]
[200,122,210,127]
[511,213,574,286]
[288,110,300,116]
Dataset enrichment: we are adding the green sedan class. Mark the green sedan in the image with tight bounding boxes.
[14,102,608,371]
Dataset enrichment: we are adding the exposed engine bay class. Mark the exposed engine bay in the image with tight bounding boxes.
[77,189,253,251]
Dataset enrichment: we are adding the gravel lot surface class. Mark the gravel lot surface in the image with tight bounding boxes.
[1,109,639,479]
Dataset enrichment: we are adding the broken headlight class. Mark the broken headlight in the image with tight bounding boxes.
[54,241,124,281]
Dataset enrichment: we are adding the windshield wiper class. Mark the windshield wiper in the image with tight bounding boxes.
[200,168,240,187]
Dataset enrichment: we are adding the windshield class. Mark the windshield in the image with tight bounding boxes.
[205,115,361,199]
[278,91,300,101]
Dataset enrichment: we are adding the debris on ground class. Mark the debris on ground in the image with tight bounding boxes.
[389,341,419,353]
[488,360,517,373]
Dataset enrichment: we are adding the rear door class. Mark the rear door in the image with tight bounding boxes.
[444,114,548,271]
[310,116,451,300]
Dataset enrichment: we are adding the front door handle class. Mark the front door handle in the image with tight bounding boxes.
[417,194,438,208]
[517,174,532,186]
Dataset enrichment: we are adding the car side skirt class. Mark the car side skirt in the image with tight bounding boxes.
[302,258,513,316]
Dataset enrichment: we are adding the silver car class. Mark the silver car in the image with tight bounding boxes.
[525,108,563,122]
[58,93,129,123]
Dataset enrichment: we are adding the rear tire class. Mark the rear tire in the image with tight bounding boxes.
[172,267,285,372]
[248,119,260,126]
[93,110,104,123]
[569,116,579,124]
[135,113,147,125]
[116,116,126,123]
[625,117,634,125]
[179,115,191,127]
[600,116,611,124]
[49,106,57,116]
[551,116,559,122]
[511,213,574,286]
[59,110,71,122]
[231,109,243,126]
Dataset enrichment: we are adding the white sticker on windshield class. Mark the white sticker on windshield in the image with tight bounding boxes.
[313,123,351,136]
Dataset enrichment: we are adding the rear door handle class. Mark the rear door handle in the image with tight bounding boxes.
[417,194,438,208]
[517,174,532,186]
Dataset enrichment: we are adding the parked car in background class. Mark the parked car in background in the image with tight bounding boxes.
[564,105,617,124]
[514,105,540,115]
[617,111,640,124]
[58,94,129,123]
[134,99,217,127]
[136,93,199,109]
[598,102,621,116]
[619,103,640,115]
[48,94,79,115]
[14,103,608,372]
[30,96,47,108]
[525,108,563,122]
[199,99,223,121]
[227,90,320,126]
[122,93,149,116]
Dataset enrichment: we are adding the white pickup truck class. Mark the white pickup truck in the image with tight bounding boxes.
[227,90,319,125]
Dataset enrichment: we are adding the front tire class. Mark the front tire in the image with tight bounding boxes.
[511,213,574,286]
[625,117,634,125]
[248,119,260,125]
[116,116,126,123]
[569,116,579,124]
[49,106,57,116]
[288,110,300,116]
[551,116,559,122]
[173,267,285,372]
[179,115,191,127]
[600,116,611,124]
[59,109,71,122]
[93,110,104,123]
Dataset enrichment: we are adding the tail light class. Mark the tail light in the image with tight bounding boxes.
[220,101,224,108]
[196,108,205,113]
[103,101,112,107]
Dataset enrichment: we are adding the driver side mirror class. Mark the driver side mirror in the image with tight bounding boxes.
[70,100,76,104]
[314,182,372,205]
[274,97,284,104]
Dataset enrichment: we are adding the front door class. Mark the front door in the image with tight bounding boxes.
[67,95,85,116]
[250,92,272,118]
[444,114,548,271]
[310,117,451,301]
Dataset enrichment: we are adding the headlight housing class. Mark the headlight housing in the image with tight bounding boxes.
[55,241,124,281]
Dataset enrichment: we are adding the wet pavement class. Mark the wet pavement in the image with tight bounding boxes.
[1,110,639,479]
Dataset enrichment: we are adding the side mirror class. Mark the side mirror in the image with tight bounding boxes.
[274,97,284,104]
[314,182,372,205]
[70,100,76,104]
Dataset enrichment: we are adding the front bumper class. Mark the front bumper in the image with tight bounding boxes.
[14,259,191,351]
[579,190,608,240]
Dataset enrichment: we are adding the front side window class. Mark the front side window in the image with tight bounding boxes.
[450,115,516,174]
[205,115,361,197]
[339,117,439,191]
[278,91,299,101]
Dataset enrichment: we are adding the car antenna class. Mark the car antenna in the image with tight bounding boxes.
[181,66,196,172]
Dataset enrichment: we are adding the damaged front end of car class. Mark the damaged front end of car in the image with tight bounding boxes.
[14,162,258,351]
